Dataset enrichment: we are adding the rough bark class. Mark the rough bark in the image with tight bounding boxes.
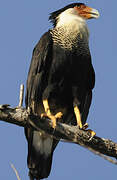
[0,104,117,165]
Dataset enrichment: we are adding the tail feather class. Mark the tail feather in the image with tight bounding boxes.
[25,128,58,180]
[28,153,53,179]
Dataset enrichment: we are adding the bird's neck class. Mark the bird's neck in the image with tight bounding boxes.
[51,17,89,50]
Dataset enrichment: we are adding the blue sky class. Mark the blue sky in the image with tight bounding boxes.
[0,0,116,179]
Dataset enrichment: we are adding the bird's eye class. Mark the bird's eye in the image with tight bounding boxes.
[77,4,86,9]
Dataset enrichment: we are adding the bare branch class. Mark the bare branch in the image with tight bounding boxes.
[11,163,21,180]
[18,84,24,107]
[0,105,117,164]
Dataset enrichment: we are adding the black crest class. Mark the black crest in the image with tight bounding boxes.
[49,3,85,27]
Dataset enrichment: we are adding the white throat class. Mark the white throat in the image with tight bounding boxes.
[56,8,88,34]
[51,8,89,50]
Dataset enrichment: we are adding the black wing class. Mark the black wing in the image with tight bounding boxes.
[80,63,95,125]
[25,31,53,108]
[25,31,59,179]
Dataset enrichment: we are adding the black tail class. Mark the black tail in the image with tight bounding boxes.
[25,128,58,180]
[28,153,53,180]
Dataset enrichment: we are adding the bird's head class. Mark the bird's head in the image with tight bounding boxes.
[49,3,100,27]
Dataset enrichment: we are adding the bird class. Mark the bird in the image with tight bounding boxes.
[25,3,99,180]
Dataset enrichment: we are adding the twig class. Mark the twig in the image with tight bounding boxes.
[86,146,117,164]
[18,84,24,107]
[11,163,21,180]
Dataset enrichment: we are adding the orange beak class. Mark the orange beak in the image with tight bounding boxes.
[74,5,100,19]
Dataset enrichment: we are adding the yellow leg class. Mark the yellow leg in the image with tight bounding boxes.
[41,99,63,129]
[74,104,96,138]
[74,106,82,129]
[43,99,51,115]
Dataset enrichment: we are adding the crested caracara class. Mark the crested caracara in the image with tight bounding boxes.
[25,3,99,180]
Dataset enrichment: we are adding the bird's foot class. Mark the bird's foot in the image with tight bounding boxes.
[55,112,63,119]
[86,129,96,138]
[41,113,56,128]
[41,112,63,129]
[79,123,96,139]
[82,123,89,130]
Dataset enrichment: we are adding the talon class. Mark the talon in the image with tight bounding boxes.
[42,99,63,129]
[86,129,96,137]
[82,123,96,139]
[41,113,46,118]
[55,112,63,119]
[41,113,56,129]
[82,123,89,130]
[49,115,56,129]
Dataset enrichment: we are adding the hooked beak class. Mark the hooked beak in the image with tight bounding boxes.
[74,5,100,19]
[89,8,100,19]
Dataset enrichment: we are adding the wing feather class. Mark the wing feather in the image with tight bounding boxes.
[25,31,53,108]
[25,31,59,179]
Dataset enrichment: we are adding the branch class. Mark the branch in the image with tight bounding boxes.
[11,163,21,180]
[18,84,24,107]
[0,104,117,164]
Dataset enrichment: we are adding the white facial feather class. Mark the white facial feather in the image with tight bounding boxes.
[56,8,86,30]
[51,8,89,51]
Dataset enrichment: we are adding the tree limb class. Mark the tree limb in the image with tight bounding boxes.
[11,163,21,180]
[0,104,117,164]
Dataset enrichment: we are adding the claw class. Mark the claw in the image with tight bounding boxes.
[42,99,63,129]
[41,113,56,128]
[86,129,96,137]
[82,123,89,130]
[41,113,47,118]
[82,123,96,139]
[55,112,63,119]
[73,104,96,139]
[49,115,56,129]
[41,111,63,129]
